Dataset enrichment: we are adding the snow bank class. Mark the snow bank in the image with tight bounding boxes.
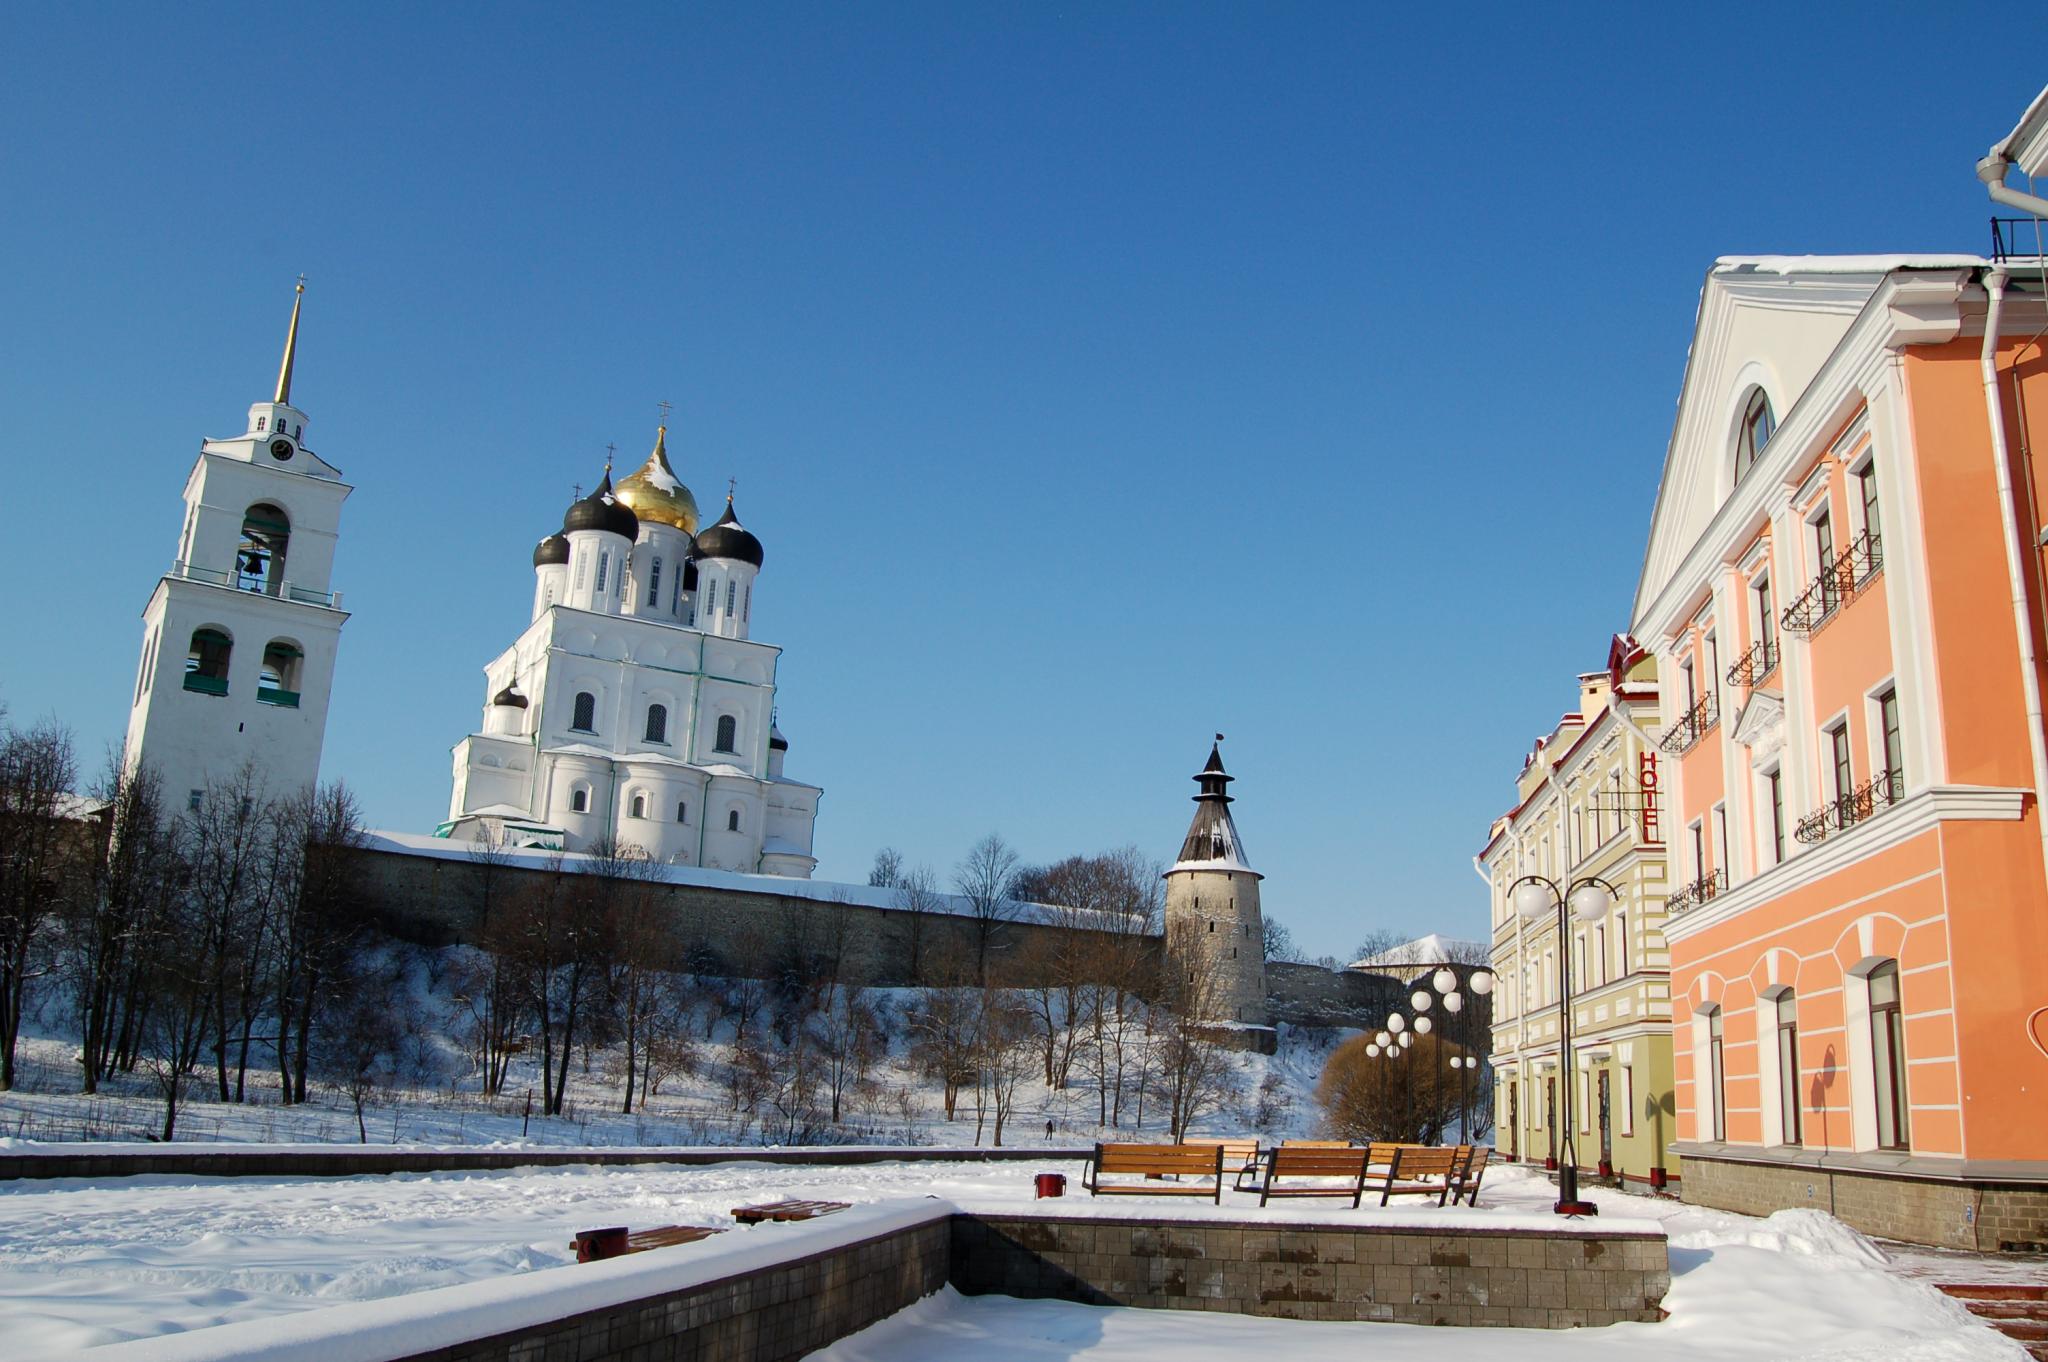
[1668,1207,1889,1267]
[62,1199,954,1362]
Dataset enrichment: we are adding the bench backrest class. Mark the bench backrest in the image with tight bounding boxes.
[1389,1146,1460,1179]
[1096,1143,1223,1178]
[1459,1146,1490,1178]
[1181,1137,1260,1163]
[1269,1146,1369,1178]
[1280,1139,1352,1149]
[1365,1141,1412,1166]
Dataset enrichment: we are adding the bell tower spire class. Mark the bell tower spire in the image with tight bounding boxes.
[273,276,305,404]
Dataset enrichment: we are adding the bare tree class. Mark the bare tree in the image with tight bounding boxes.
[953,832,1019,984]
[1316,1030,1468,1145]
[1262,916,1304,964]
[867,847,903,888]
[66,755,176,1093]
[319,957,406,1143]
[270,780,367,1103]
[606,845,670,1113]
[0,717,80,1089]
[892,863,940,985]
[181,760,278,1104]
[454,831,525,1096]
[1155,918,1238,1139]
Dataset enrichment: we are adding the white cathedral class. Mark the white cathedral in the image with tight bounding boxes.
[439,427,823,877]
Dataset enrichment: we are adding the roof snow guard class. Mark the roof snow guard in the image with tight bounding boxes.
[1170,741,1261,877]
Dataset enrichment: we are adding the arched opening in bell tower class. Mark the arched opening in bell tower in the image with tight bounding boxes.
[237,504,292,595]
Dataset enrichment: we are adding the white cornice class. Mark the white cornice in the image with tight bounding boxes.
[1662,785,2028,942]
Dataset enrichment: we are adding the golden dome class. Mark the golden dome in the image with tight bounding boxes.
[613,426,700,533]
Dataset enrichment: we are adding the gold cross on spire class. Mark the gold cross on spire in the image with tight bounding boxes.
[657,399,673,426]
[604,442,617,476]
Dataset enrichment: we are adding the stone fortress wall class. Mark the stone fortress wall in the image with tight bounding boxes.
[338,843,1394,1024]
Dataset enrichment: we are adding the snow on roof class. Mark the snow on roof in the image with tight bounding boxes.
[759,837,811,857]
[1348,934,1487,972]
[1712,255,1984,276]
[1994,84,2048,177]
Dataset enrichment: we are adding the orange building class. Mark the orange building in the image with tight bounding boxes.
[1628,244,2048,1248]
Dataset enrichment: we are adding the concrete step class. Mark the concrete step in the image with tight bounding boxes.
[1938,1284,2048,1303]
[1995,1322,2048,1344]
[1966,1301,2048,1322]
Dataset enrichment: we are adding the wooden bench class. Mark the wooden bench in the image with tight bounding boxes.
[1258,1145,1372,1207]
[1449,1145,1491,1206]
[1084,1142,1225,1202]
[571,1224,726,1262]
[1371,1145,1462,1206]
[731,1199,852,1225]
[1180,1137,1263,1190]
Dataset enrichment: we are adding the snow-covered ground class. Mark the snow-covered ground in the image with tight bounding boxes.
[0,1158,2018,1359]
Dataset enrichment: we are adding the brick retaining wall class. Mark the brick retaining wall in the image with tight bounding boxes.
[1678,1148,2048,1251]
[954,1212,1669,1328]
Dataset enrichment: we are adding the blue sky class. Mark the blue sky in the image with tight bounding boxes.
[0,5,2036,959]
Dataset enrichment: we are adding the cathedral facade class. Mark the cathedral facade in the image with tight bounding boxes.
[442,427,821,877]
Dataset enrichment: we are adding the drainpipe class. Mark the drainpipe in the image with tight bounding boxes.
[1471,855,1492,887]
[1976,267,2048,886]
[1979,155,2048,219]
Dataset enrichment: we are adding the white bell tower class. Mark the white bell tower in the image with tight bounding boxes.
[122,281,354,813]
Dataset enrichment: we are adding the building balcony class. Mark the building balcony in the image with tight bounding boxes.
[1666,868,1726,915]
[1725,637,1779,689]
[1795,769,1905,845]
[1659,691,1719,756]
[182,672,229,696]
[1779,532,1881,635]
[1992,216,2048,261]
[257,686,301,708]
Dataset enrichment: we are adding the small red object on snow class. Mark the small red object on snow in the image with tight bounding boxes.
[1035,1173,1067,1199]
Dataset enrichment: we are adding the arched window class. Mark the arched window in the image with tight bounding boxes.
[237,504,291,595]
[1705,1004,1727,1141]
[570,787,589,814]
[676,800,688,824]
[258,640,303,707]
[1869,961,1910,1149]
[714,714,738,753]
[629,793,646,819]
[650,557,662,606]
[645,704,668,744]
[1774,990,1801,1146]
[1734,388,1775,484]
[726,808,741,832]
[571,691,597,733]
[183,627,232,695]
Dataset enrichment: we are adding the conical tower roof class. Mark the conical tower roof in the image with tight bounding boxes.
[1171,739,1260,876]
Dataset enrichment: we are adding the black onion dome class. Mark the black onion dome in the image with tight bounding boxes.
[561,472,640,540]
[491,685,529,709]
[533,534,570,568]
[693,495,764,567]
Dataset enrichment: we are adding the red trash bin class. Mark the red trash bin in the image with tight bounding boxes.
[1034,1173,1067,1199]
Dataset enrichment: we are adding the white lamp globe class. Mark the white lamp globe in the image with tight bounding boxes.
[1415,1016,1433,1034]
[1399,1031,1413,1048]
[1443,992,1464,1014]
[1433,968,1458,995]
[1513,880,1553,920]
[1411,990,1432,1011]
[1569,882,1612,922]
[1375,1031,1392,1047]
[1366,1043,1381,1057]
[1469,970,1496,996]
[1387,1013,1406,1034]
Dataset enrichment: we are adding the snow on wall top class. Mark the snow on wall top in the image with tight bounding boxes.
[1712,255,1984,276]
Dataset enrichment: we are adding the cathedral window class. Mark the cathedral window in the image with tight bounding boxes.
[630,794,646,819]
[714,714,738,753]
[650,557,662,605]
[570,787,589,813]
[676,800,688,824]
[725,581,736,618]
[571,691,597,733]
[595,551,610,595]
[743,585,751,622]
[183,627,233,695]
[645,704,668,744]
[727,808,741,832]
[574,551,588,590]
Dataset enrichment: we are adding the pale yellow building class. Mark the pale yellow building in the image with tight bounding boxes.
[1482,637,1678,1191]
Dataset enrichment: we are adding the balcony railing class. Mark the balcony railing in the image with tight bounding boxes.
[1658,690,1719,756]
[1780,531,1882,635]
[1993,216,2047,262]
[171,561,343,609]
[182,673,229,696]
[257,686,301,708]
[1666,868,1727,915]
[1725,636,1780,688]
[1794,768,1905,845]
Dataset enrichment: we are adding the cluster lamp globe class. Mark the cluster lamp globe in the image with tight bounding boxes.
[1415,1016,1433,1034]
[1513,880,1554,920]
[1433,968,1459,995]
[1444,991,1465,1013]
[1387,1013,1406,1034]
[1365,1043,1381,1057]
[1570,882,1613,922]
[1399,1032,1413,1048]
[1470,970,1495,996]
[1375,1030,1392,1047]
[1411,990,1432,1011]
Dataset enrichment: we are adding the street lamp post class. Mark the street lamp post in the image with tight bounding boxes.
[1510,873,1618,1216]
